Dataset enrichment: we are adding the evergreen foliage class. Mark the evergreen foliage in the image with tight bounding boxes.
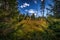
[0,0,60,40]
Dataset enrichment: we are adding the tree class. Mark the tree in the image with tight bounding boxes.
[40,0,45,17]
[54,0,60,18]
[47,0,60,18]
[31,13,35,20]
[0,0,19,40]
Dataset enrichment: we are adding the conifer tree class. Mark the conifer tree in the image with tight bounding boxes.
[48,0,60,18]
[31,13,35,20]
[54,0,60,18]
[0,0,19,40]
[40,0,45,17]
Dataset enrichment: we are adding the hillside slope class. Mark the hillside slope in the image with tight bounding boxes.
[15,19,49,33]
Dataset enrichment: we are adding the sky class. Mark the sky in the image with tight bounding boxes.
[17,0,53,17]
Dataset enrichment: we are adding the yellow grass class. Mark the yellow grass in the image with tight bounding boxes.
[16,19,49,32]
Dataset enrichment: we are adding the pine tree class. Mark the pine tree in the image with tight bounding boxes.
[31,13,35,20]
[0,0,19,40]
[40,0,45,17]
[48,0,60,18]
[54,0,60,18]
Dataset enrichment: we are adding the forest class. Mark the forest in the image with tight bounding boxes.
[0,0,60,40]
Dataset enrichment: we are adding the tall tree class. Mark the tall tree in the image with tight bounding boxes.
[48,0,60,18]
[31,13,35,20]
[54,0,60,18]
[40,0,45,17]
[0,0,19,40]
[0,0,19,22]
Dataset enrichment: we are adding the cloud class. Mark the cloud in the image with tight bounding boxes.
[34,1,37,4]
[20,3,30,8]
[34,13,37,16]
[25,9,37,15]
[41,0,43,1]
[28,9,36,13]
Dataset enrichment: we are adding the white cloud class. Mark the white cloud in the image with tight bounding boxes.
[41,0,43,1]
[20,3,30,8]
[34,1,37,4]
[24,3,29,6]
[20,5,24,8]
[35,13,37,16]
[25,9,37,16]
[28,9,35,13]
